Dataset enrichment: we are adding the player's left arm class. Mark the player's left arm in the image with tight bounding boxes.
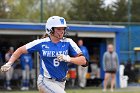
[57,38,87,66]
[57,53,87,66]
[70,53,87,67]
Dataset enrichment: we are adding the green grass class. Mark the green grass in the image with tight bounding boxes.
[66,87,140,93]
[0,87,140,93]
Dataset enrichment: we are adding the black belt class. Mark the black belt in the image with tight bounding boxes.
[48,78,66,82]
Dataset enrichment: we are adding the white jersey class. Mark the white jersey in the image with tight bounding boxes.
[26,37,81,80]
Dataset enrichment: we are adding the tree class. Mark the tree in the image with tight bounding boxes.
[0,0,7,18]
[101,6,115,22]
[43,0,71,21]
[0,0,70,22]
[67,0,117,22]
[3,0,50,22]
[112,0,140,22]
[112,0,128,22]
[131,0,140,22]
[68,0,105,21]
[5,0,40,22]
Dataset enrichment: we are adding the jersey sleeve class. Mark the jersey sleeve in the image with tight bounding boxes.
[68,39,82,56]
[25,39,41,53]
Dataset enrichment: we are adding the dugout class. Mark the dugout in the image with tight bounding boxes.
[0,22,126,88]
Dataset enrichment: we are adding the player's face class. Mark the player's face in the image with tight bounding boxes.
[9,49,14,53]
[108,44,114,53]
[54,27,65,39]
[78,40,83,46]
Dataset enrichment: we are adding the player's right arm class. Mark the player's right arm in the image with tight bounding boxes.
[1,39,41,72]
[9,45,27,64]
[1,45,27,72]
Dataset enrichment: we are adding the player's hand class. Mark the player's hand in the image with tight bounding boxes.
[1,62,13,72]
[57,54,71,62]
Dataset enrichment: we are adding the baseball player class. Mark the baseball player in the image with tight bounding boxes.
[77,39,89,88]
[20,53,33,90]
[5,47,14,90]
[1,16,87,93]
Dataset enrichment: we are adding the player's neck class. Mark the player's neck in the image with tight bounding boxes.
[50,35,61,43]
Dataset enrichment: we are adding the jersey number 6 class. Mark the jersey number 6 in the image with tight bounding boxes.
[53,58,60,67]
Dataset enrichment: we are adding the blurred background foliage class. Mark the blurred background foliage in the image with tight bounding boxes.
[0,0,139,22]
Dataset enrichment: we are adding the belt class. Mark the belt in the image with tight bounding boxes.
[48,78,66,82]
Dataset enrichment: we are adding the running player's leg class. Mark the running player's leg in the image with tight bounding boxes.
[38,79,66,93]
[37,75,66,93]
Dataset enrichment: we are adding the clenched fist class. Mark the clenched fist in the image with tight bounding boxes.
[57,54,71,62]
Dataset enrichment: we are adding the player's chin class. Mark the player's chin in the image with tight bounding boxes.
[59,35,64,39]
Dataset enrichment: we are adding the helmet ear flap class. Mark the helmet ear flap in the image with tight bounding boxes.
[46,28,51,35]
[46,27,54,35]
[50,27,55,35]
